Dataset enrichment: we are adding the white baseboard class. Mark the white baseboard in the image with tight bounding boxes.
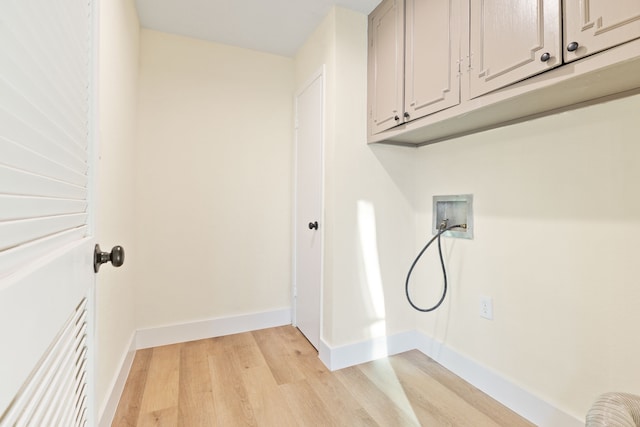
[319,330,582,427]
[99,315,581,427]
[99,308,291,427]
[98,332,136,427]
[135,308,292,349]
[413,332,583,427]
[319,330,417,371]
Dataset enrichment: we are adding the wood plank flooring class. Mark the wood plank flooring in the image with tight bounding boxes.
[112,326,534,426]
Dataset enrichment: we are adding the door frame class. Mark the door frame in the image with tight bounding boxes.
[292,66,325,345]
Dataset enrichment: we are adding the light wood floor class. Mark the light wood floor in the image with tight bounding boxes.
[112,326,534,426]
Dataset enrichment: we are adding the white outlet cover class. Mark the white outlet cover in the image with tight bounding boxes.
[480,296,493,320]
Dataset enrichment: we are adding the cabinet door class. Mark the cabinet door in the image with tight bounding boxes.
[368,0,405,135]
[564,0,640,62]
[469,0,561,98]
[405,0,461,120]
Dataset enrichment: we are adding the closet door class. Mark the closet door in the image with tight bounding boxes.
[564,0,640,62]
[469,0,562,98]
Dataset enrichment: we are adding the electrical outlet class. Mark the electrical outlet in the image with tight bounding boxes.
[480,296,493,320]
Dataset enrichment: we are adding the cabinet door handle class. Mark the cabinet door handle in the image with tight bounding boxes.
[566,42,579,52]
[394,115,400,121]
[540,52,551,62]
[403,112,410,119]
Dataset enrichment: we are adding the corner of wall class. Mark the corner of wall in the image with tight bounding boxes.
[135,309,292,349]
[98,308,292,425]
[319,330,583,426]
[97,331,136,427]
[414,331,583,427]
[318,331,417,371]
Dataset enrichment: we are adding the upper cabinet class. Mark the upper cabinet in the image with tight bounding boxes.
[564,0,640,62]
[368,0,640,145]
[405,0,461,119]
[368,0,462,136]
[368,0,404,134]
[469,0,561,98]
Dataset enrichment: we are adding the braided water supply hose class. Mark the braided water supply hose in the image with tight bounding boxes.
[405,222,467,312]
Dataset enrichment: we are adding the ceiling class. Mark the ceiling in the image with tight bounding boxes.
[135,0,382,58]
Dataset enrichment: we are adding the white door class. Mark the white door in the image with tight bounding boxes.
[0,1,97,425]
[294,70,324,350]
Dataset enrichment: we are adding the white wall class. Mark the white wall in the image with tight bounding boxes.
[135,30,294,329]
[414,93,640,419]
[97,4,640,422]
[295,8,417,349]
[96,0,139,418]
[296,6,640,421]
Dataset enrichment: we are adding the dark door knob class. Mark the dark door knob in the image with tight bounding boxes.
[308,221,318,230]
[394,115,400,121]
[94,244,125,273]
[566,41,579,52]
[540,52,551,62]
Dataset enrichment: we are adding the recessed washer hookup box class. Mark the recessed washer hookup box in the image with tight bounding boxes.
[432,194,474,239]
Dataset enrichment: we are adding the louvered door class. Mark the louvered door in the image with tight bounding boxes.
[0,0,96,425]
